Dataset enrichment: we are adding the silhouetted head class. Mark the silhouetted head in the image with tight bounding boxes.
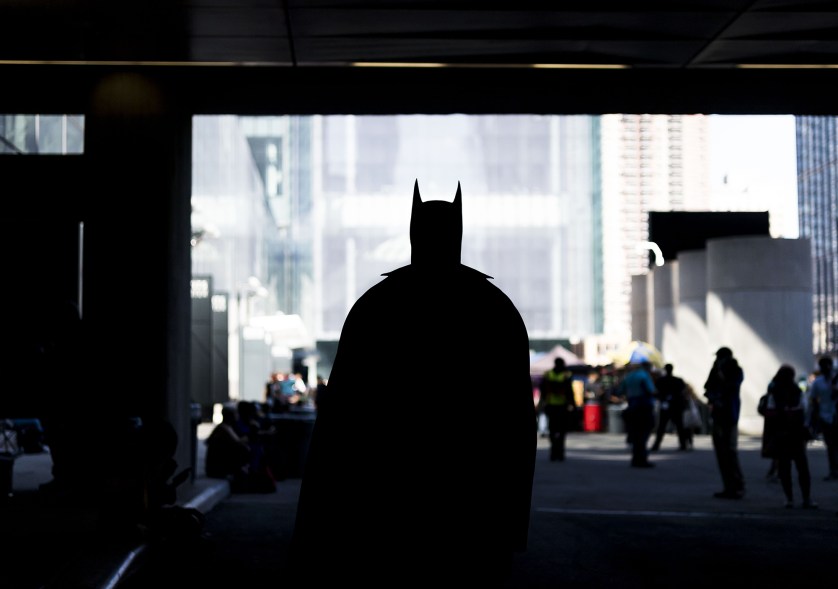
[664,363,673,375]
[238,401,259,422]
[221,405,238,425]
[553,358,566,371]
[715,347,732,359]
[818,356,834,375]
[410,180,462,268]
[774,364,796,383]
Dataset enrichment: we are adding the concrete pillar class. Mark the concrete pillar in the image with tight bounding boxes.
[84,72,194,496]
[652,262,678,364]
[673,249,710,395]
[706,236,813,435]
[631,274,649,343]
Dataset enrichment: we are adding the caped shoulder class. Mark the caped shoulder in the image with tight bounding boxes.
[381,263,493,280]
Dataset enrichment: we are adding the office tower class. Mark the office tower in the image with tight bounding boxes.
[310,115,602,349]
[797,116,838,355]
[600,114,710,341]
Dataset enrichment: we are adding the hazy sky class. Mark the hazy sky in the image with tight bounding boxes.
[708,114,798,238]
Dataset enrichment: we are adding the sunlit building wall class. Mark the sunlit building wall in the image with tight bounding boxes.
[637,236,813,436]
[601,114,710,344]
[796,116,838,356]
[705,236,813,435]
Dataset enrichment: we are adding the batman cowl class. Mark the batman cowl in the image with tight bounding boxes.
[289,181,536,587]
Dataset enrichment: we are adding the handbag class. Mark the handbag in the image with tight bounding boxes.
[682,398,702,429]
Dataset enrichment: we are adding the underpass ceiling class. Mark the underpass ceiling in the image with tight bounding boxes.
[2,1,838,113]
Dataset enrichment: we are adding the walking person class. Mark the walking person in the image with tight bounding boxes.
[651,363,689,451]
[807,356,838,481]
[538,357,578,461]
[762,365,818,509]
[704,347,746,499]
[619,361,657,468]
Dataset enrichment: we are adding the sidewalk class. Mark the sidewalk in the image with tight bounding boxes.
[2,424,231,589]
[4,428,837,588]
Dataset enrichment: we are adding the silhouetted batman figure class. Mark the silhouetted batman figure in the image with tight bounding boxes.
[289,181,536,587]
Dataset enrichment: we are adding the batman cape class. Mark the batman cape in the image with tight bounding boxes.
[289,181,536,587]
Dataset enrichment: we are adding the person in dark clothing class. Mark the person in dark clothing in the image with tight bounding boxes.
[312,375,329,412]
[205,406,250,483]
[762,365,818,508]
[651,363,689,451]
[289,181,536,588]
[807,356,838,481]
[205,403,275,494]
[704,347,746,499]
[538,357,577,461]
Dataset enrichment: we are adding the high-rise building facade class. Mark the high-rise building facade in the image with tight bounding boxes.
[600,114,710,342]
[796,116,838,356]
[310,115,603,347]
[1,114,84,154]
[192,115,606,385]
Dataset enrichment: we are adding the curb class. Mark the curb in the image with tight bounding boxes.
[42,480,231,589]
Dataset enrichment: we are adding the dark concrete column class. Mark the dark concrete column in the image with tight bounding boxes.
[82,71,193,492]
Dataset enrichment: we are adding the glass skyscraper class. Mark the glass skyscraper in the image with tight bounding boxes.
[309,115,603,346]
[797,116,838,356]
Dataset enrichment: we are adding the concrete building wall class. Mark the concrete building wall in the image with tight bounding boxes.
[706,236,813,435]
[673,249,710,395]
[631,274,649,343]
[652,262,678,362]
[642,237,812,436]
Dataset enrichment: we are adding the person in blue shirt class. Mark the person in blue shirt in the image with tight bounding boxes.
[807,356,838,481]
[619,361,657,468]
[704,347,746,499]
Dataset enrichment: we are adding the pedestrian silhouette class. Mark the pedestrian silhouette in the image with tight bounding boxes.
[704,346,746,499]
[538,357,577,461]
[289,181,536,587]
[651,363,689,451]
[619,361,657,468]
[807,356,838,481]
[762,364,818,508]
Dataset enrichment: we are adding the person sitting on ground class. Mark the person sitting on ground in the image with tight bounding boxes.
[205,405,251,485]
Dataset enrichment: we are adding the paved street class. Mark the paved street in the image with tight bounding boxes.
[116,429,837,588]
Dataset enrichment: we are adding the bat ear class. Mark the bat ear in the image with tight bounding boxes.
[410,179,421,242]
[454,182,463,231]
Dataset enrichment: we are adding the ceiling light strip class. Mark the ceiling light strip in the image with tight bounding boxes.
[0,60,293,67]
[351,62,629,69]
[736,64,838,69]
